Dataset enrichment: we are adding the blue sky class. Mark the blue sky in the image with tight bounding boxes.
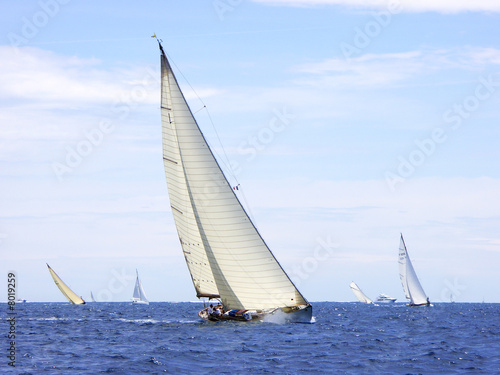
[1,0,499,304]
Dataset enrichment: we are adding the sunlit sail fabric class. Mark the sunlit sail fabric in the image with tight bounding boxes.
[398,234,428,306]
[350,281,373,303]
[47,264,85,305]
[159,43,308,311]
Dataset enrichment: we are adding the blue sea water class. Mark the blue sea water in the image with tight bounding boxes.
[2,302,499,374]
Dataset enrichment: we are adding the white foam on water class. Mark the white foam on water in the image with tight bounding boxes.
[262,309,288,324]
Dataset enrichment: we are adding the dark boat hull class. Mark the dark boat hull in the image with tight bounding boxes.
[198,304,313,323]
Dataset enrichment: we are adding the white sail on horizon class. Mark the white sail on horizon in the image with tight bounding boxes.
[159,42,309,311]
[132,269,149,304]
[350,281,373,304]
[47,264,85,305]
[398,234,429,306]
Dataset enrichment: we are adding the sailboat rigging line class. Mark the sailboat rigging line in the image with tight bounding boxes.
[193,105,206,115]
[233,185,258,231]
[202,106,237,180]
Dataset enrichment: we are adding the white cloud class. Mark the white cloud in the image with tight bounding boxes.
[245,176,500,223]
[0,46,159,107]
[291,48,500,88]
[251,0,500,13]
[0,46,163,176]
[293,51,424,88]
[196,46,500,146]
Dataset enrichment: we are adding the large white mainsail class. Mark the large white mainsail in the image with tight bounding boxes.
[349,281,373,304]
[132,269,149,304]
[46,264,85,305]
[158,40,311,320]
[398,234,430,306]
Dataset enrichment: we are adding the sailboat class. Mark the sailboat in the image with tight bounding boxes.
[46,264,85,304]
[90,291,96,302]
[156,38,312,322]
[398,234,431,306]
[349,281,373,304]
[132,269,149,305]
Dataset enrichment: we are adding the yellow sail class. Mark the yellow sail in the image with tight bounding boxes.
[47,264,85,304]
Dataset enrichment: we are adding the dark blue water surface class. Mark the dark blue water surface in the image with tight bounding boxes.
[2,302,499,374]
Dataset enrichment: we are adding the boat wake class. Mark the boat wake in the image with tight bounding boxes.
[262,310,288,324]
[261,310,316,324]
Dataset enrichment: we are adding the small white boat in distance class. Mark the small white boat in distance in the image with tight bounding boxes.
[132,269,149,305]
[375,293,397,304]
[350,281,373,304]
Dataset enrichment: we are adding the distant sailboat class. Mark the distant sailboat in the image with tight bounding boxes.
[90,291,96,303]
[398,234,430,306]
[349,281,373,304]
[132,269,149,305]
[46,264,85,304]
[156,38,312,322]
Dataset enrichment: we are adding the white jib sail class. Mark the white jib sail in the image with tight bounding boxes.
[47,264,85,305]
[159,42,308,311]
[133,270,148,303]
[398,234,428,305]
[350,281,373,303]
